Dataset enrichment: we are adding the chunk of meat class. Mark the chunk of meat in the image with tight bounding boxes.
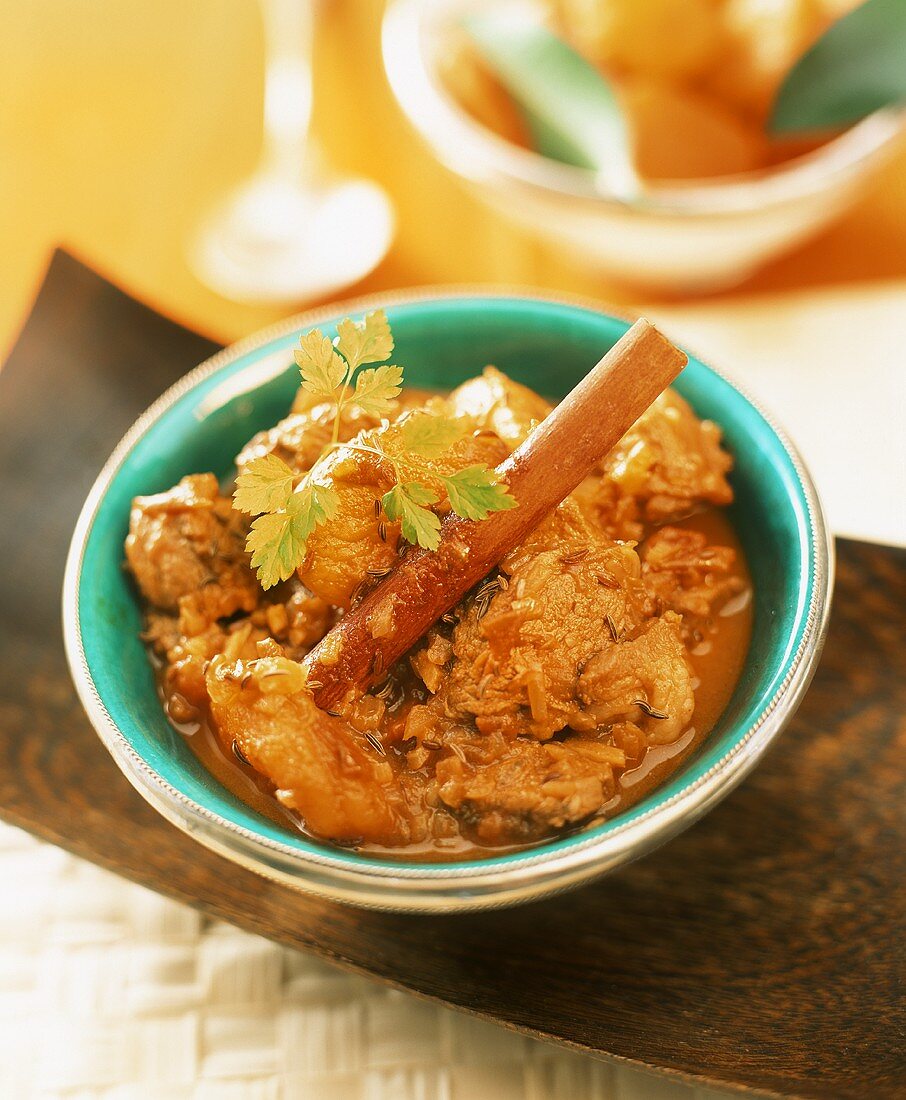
[588,389,734,538]
[578,614,694,745]
[429,501,650,739]
[126,474,258,615]
[236,402,383,477]
[641,525,746,632]
[435,728,625,844]
[238,387,433,476]
[146,587,336,724]
[297,417,509,607]
[207,654,414,845]
[447,366,552,447]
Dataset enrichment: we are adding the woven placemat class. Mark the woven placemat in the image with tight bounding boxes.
[0,821,730,1100]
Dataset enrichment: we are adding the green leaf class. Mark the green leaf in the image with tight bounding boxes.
[289,481,339,527]
[352,364,404,416]
[246,512,307,590]
[382,482,442,550]
[336,309,394,372]
[463,13,636,197]
[246,481,338,589]
[233,454,296,515]
[295,329,347,400]
[771,0,906,133]
[441,465,518,521]
[400,414,470,459]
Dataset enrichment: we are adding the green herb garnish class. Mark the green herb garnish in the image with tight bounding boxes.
[234,311,516,588]
[464,13,635,196]
[771,0,906,134]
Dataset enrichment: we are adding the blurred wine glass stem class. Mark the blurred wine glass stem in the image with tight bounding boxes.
[189,0,394,304]
[261,0,314,182]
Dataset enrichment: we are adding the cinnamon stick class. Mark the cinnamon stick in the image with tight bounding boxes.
[303,319,686,709]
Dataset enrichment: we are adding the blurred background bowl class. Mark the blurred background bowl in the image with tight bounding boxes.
[383,0,906,293]
[64,291,832,912]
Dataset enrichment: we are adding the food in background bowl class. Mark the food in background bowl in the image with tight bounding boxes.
[446,0,862,180]
[125,309,751,859]
[383,2,905,291]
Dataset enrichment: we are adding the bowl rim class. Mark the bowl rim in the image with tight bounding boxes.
[382,0,906,217]
[63,287,834,912]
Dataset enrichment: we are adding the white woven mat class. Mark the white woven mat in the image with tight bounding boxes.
[0,822,736,1100]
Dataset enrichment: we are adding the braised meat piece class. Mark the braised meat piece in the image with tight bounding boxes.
[577,614,694,745]
[143,585,337,724]
[448,366,552,446]
[236,402,383,477]
[296,416,509,607]
[435,730,625,844]
[641,525,746,633]
[207,653,416,846]
[586,390,734,538]
[237,388,433,477]
[126,474,258,616]
[433,502,650,740]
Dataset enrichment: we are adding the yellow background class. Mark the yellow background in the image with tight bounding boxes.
[4,0,906,355]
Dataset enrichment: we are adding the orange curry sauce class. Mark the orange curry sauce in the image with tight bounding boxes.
[160,509,752,862]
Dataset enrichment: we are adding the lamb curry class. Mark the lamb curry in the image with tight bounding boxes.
[126,327,751,861]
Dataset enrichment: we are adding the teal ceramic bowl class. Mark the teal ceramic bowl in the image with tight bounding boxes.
[64,291,832,912]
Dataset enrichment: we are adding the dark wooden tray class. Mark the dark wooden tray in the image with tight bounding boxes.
[2,253,903,1099]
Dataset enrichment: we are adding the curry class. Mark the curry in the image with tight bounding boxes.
[127,328,751,861]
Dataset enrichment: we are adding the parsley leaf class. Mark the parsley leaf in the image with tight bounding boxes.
[238,313,520,586]
[336,309,394,371]
[295,329,347,400]
[382,481,442,551]
[352,364,404,417]
[233,454,296,516]
[247,481,339,589]
[441,465,518,521]
[400,414,470,459]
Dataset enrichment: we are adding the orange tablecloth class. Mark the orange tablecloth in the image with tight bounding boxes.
[4,0,906,355]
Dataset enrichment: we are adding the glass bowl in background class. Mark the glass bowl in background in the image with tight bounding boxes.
[382,0,906,293]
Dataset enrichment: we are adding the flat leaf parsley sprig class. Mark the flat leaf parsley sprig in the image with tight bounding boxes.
[233,310,517,589]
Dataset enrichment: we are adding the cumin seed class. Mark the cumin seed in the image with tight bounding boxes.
[634,699,669,720]
[364,732,385,755]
